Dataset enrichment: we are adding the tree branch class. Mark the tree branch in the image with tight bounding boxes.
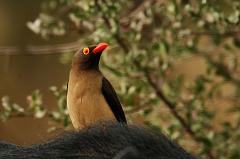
[143,69,215,159]
[95,2,216,158]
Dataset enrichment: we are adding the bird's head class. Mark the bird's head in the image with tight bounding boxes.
[72,42,108,70]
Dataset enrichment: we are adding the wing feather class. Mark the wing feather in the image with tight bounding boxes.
[101,77,127,123]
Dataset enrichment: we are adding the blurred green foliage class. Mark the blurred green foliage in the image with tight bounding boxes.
[1,0,240,158]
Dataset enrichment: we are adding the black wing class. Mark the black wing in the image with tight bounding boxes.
[102,77,127,123]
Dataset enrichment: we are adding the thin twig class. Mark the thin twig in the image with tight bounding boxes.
[143,70,215,159]
[0,41,82,55]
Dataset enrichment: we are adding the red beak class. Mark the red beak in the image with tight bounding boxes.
[93,42,108,54]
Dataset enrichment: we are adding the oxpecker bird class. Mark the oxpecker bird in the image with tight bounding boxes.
[67,42,127,129]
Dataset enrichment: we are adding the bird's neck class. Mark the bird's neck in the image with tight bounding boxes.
[69,68,102,88]
[72,61,100,73]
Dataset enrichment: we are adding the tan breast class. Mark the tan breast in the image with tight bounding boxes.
[67,69,115,129]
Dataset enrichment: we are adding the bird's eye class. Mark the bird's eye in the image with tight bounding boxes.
[83,48,90,55]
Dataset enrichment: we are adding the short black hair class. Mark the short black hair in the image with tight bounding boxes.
[0,122,197,159]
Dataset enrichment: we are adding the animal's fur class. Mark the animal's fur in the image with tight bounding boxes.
[0,122,197,159]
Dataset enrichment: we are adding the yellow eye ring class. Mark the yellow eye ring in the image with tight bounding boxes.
[83,48,90,55]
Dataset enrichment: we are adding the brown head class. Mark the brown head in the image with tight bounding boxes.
[72,42,108,70]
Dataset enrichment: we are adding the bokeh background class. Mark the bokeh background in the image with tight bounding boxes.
[0,1,240,159]
[0,0,70,143]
